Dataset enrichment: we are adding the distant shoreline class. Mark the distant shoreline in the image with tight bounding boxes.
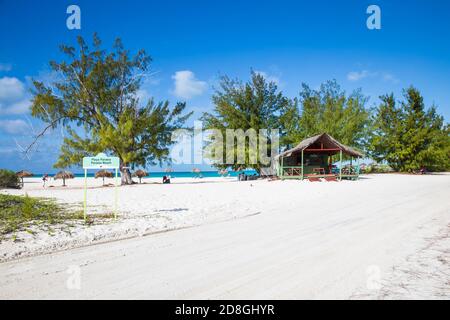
[24,170,258,178]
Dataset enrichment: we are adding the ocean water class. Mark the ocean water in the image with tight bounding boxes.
[33,170,258,178]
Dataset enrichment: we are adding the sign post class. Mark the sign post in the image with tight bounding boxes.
[82,153,120,222]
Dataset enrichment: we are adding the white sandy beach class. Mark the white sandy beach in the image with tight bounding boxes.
[0,173,449,299]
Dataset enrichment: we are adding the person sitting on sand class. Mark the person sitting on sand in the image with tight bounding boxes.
[163,175,171,184]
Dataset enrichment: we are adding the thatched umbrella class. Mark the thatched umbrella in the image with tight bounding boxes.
[16,170,33,186]
[132,169,148,184]
[218,169,228,177]
[95,170,113,186]
[192,168,202,178]
[54,170,74,187]
[165,168,174,173]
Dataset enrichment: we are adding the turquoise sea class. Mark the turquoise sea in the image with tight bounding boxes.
[32,170,258,178]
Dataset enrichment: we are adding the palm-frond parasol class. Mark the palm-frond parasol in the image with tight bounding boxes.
[16,170,33,186]
[132,169,148,183]
[95,170,113,186]
[192,168,202,178]
[218,169,228,177]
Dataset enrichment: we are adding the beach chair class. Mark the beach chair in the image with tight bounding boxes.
[308,177,321,182]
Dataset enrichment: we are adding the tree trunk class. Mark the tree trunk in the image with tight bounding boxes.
[120,162,134,185]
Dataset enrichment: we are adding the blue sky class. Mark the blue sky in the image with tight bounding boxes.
[0,0,449,173]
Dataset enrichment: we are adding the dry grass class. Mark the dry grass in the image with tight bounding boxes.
[0,194,114,242]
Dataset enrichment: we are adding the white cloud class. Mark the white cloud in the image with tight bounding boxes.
[347,70,371,81]
[0,63,12,72]
[347,70,400,84]
[172,70,207,99]
[0,119,29,135]
[0,77,25,101]
[255,70,281,86]
[382,73,400,84]
[0,77,31,115]
[2,98,32,115]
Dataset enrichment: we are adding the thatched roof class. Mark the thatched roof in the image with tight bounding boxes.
[16,170,33,178]
[54,170,74,180]
[95,170,113,179]
[277,133,364,158]
[133,169,148,178]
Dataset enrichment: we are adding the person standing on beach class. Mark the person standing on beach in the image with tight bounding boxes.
[42,174,48,187]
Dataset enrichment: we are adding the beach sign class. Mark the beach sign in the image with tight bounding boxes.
[82,153,120,169]
[82,153,120,221]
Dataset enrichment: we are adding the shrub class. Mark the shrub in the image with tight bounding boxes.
[360,163,393,174]
[0,169,21,189]
[0,194,84,241]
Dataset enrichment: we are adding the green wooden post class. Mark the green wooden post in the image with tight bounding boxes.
[339,150,342,181]
[83,169,87,222]
[114,168,118,220]
[276,157,279,176]
[356,157,360,180]
[350,156,353,179]
[281,156,284,178]
[301,149,304,180]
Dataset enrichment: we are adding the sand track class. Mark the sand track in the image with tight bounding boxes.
[0,174,449,299]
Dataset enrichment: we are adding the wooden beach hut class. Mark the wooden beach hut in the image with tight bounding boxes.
[275,133,363,181]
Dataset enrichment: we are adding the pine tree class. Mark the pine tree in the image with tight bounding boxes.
[369,87,450,172]
[201,71,292,172]
[282,80,371,151]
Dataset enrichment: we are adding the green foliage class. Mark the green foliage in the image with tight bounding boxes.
[31,34,191,173]
[0,169,21,189]
[0,194,83,241]
[360,163,393,174]
[281,80,371,150]
[368,87,450,172]
[201,71,293,172]
[28,35,449,175]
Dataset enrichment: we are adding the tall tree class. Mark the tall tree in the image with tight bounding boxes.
[30,34,192,184]
[282,80,371,150]
[369,87,450,172]
[201,71,292,172]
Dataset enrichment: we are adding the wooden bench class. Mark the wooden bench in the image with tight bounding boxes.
[313,167,326,175]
